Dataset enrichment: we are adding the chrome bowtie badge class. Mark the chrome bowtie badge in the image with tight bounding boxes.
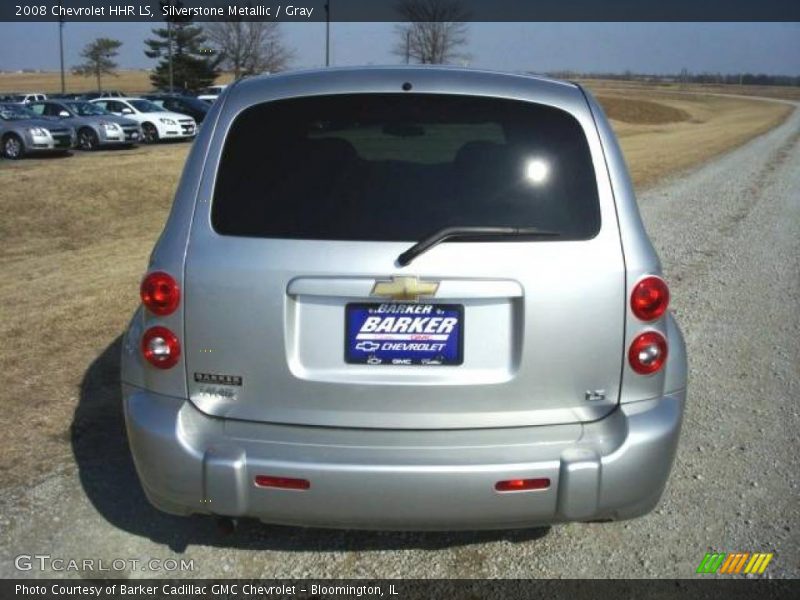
[371,276,440,302]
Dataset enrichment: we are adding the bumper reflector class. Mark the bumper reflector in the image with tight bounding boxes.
[254,475,310,490]
[495,478,551,492]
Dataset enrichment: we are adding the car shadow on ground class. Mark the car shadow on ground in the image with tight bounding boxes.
[73,338,551,554]
[0,151,74,163]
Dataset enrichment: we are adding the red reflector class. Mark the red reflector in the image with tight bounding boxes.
[140,271,180,316]
[141,326,181,369]
[628,331,668,375]
[495,478,550,492]
[630,276,669,321]
[254,475,310,490]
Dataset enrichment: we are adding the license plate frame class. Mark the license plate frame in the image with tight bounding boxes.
[345,303,464,366]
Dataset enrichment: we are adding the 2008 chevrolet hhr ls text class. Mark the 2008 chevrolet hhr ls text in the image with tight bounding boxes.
[121,67,687,530]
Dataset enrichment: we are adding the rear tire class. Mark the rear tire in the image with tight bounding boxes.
[77,128,99,151]
[2,134,24,159]
[142,122,159,144]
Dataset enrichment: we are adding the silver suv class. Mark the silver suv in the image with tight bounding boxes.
[121,67,687,530]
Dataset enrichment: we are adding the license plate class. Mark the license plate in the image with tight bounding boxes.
[345,303,463,366]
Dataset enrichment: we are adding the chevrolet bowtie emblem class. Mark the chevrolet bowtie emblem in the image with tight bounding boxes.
[371,276,440,302]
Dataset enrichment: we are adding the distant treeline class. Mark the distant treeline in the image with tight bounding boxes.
[546,70,800,87]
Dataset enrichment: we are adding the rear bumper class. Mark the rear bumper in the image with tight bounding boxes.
[123,385,685,530]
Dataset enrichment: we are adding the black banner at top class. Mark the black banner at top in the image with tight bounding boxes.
[2,0,800,23]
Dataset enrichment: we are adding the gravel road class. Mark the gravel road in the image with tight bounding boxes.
[1,100,797,580]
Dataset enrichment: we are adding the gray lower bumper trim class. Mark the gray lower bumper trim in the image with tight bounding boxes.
[124,385,685,530]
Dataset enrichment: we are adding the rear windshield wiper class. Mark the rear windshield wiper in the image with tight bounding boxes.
[397,226,560,266]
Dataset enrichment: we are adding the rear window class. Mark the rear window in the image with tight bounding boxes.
[212,94,600,241]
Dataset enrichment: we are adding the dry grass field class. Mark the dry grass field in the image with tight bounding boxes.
[1,70,798,101]
[595,90,792,186]
[0,70,235,95]
[0,80,793,488]
[580,78,800,102]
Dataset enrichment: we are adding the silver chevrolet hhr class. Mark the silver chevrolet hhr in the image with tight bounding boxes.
[121,67,687,530]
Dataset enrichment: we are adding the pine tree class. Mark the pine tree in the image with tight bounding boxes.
[144,1,220,91]
[73,38,122,92]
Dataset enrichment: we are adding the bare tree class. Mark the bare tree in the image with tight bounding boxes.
[394,0,469,64]
[204,20,293,79]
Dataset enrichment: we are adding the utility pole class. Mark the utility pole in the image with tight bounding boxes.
[324,1,330,66]
[168,21,174,92]
[58,1,65,93]
[167,0,174,92]
[405,29,410,64]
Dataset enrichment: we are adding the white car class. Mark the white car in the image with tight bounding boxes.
[89,97,196,143]
[4,92,47,104]
[196,84,228,103]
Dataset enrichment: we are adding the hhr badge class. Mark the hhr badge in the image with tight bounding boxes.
[371,276,440,302]
[585,389,606,402]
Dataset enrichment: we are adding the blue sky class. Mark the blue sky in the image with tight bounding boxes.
[0,22,798,75]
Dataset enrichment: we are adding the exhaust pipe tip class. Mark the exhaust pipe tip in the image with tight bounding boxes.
[215,516,238,536]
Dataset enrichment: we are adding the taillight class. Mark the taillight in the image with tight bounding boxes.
[140,271,180,316]
[495,478,551,492]
[254,475,310,490]
[628,331,668,375]
[141,326,181,369]
[630,276,669,321]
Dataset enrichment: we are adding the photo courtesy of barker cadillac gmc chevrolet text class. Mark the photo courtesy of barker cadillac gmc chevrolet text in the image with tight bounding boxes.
[121,66,687,530]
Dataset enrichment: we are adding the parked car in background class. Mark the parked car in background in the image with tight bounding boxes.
[121,67,687,530]
[89,97,196,143]
[1,93,46,104]
[155,87,194,97]
[0,102,75,159]
[81,90,125,100]
[48,93,85,101]
[27,100,142,150]
[19,93,48,103]
[196,84,227,103]
[142,94,210,124]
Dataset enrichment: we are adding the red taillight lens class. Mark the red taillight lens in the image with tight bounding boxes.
[628,331,668,375]
[495,478,551,492]
[140,271,180,316]
[630,276,669,321]
[141,326,181,369]
[254,475,310,490]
